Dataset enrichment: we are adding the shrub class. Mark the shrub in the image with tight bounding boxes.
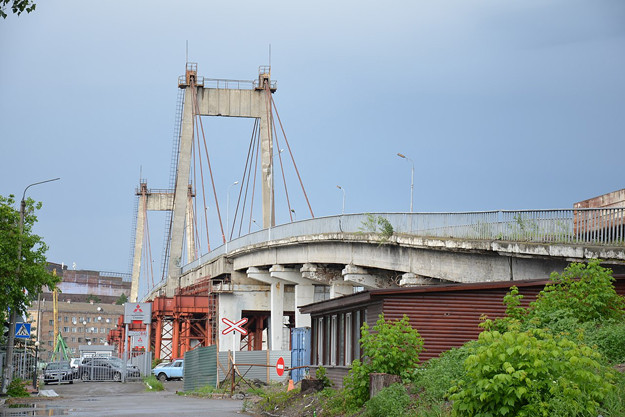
[449,328,614,417]
[7,378,29,397]
[365,383,411,417]
[343,314,423,410]
[316,365,332,388]
[531,260,625,325]
[412,343,474,401]
[584,320,625,364]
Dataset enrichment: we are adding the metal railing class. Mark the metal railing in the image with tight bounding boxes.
[182,208,625,273]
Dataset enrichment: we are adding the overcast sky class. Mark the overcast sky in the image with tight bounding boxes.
[1,0,624,285]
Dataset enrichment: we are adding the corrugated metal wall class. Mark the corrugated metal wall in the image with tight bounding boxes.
[382,286,541,361]
[183,345,217,391]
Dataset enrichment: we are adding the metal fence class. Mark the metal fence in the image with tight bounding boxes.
[182,208,625,273]
[78,354,143,382]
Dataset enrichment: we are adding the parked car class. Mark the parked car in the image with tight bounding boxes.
[43,361,75,385]
[153,359,183,382]
[69,358,81,369]
[79,357,140,382]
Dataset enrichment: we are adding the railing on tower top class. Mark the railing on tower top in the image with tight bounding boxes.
[181,208,625,273]
[176,77,278,91]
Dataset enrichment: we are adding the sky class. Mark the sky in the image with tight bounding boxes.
[1,0,624,283]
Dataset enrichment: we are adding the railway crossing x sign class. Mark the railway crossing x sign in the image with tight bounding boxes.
[221,318,248,335]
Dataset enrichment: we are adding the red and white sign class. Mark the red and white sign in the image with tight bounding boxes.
[276,357,285,377]
[221,317,248,336]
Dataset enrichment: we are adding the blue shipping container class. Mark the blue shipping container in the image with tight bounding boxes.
[290,327,311,383]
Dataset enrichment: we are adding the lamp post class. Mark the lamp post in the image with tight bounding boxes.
[225,181,239,252]
[2,177,60,395]
[397,153,414,213]
[32,341,39,390]
[290,209,296,221]
[336,185,345,215]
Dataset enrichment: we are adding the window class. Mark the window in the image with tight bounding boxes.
[345,313,352,365]
[330,315,337,366]
[71,337,76,342]
[317,317,324,365]
[78,338,83,343]
[48,341,53,346]
[86,317,90,323]
[64,316,69,322]
[72,327,77,333]
[48,320,53,326]
[63,327,69,332]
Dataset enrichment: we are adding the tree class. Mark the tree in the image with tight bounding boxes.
[0,194,59,322]
[116,293,128,305]
[0,0,36,18]
[343,314,423,410]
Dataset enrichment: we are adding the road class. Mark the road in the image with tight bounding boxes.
[0,379,252,416]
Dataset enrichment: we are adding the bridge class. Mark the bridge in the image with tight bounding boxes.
[125,63,625,359]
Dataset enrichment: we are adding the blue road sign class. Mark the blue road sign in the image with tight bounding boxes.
[15,322,31,339]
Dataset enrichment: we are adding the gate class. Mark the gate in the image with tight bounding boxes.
[78,354,142,382]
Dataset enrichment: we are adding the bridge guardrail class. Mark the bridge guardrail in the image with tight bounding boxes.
[181,209,625,274]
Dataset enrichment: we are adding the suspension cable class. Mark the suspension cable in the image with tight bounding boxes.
[270,93,315,218]
[192,89,226,244]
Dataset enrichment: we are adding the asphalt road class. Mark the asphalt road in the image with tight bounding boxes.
[0,379,252,417]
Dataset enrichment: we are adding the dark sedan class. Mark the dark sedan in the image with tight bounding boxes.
[79,357,140,382]
[43,361,75,385]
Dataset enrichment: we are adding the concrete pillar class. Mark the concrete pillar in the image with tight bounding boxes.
[259,101,274,228]
[330,279,353,298]
[399,272,430,286]
[270,281,284,350]
[270,265,313,328]
[185,185,196,263]
[342,264,384,289]
[247,267,285,351]
[167,86,195,294]
[130,185,147,303]
[218,294,241,353]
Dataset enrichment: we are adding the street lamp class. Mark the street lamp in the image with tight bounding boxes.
[290,209,296,221]
[32,340,40,390]
[225,181,239,252]
[336,185,345,215]
[2,177,60,395]
[396,153,414,213]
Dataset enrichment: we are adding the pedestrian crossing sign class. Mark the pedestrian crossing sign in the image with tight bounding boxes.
[15,322,31,339]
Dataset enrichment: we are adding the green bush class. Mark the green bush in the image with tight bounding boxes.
[531,261,625,325]
[585,320,625,364]
[316,365,332,388]
[365,383,411,417]
[412,343,474,401]
[7,378,29,397]
[449,328,614,417]
[343,314,423,410]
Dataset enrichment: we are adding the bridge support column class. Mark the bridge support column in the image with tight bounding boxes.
[399,272,429,286]
[218,294,241,353]
[247,267,286,350]
[342,264,384,289]
[270,265,313,328]
[329,279,353,298]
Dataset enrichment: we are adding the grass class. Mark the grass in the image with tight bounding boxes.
[143,375,164,391]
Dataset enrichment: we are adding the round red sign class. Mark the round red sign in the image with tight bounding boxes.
[276,356,285,377]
